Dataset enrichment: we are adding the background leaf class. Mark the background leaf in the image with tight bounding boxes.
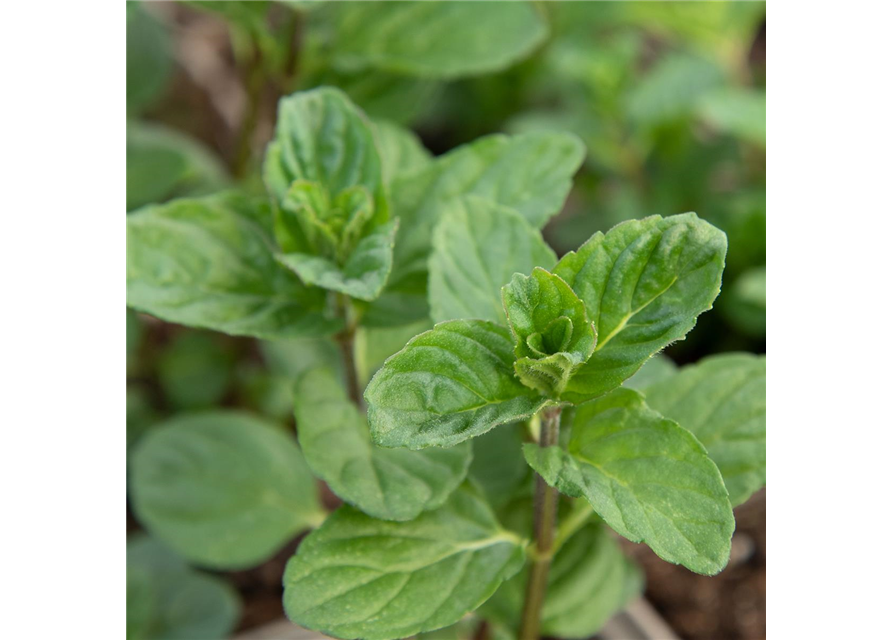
[468,423,530,510]
[429,197,556,324]
[126,3,172,113]
[479,522,642,639]
[282,484,526,640]
[555,213,727,403]
[131,411,324,569]
[294,368,471,521]
[523,389,734,575]
[126,192,337,339]
[373,119,433,182]
[641,353,766,506]
[127,535,240,640]
[326,1,548,79]
[366,320,551,449]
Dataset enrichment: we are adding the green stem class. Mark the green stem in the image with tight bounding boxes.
[335,295,363,409]
[519,405,562,640]
[552,499,593,553]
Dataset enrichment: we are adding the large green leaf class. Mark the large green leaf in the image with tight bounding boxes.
[264,87,388,219]
[282,484,526,640]
[503,267,596,397]
[126,121,228,211]
[294,368,472,521]
[373,119,432,182]
[428,197,556,324]
[374,131,584,325]
[277,218,398,301]
[131,411,324,569]
[127,535,240,640]
[127,192,337,339]
[479,523,642,639]
[554,213,727,403]
[366,319,551,449]
[326,1,548,79]
[523,389,734,575]
[642,353,766,507]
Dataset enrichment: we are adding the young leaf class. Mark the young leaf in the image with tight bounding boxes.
[428,197,557,324]
[264,87,388,221]
[277,218,398,301]
[294,368,472,521]
[365,320,552,449]
[127,535,241,640]
[373,119,432,183]
[502,268,596,397]
[375,131,585,326]
[326,1,548,79]
[127,192,337,340]
[479,523,643,639]
[554,213,727,403]
[641,353,766,507]
[523,389,734,575]
[282,484,526,640]
[131,411,324,569]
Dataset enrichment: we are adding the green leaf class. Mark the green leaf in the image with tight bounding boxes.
[373,119,432,183]
[127,535,240,640]
[523,389,734,575]
[294,368,472,521]
[127,3,172,113]
[503,267,596,397]
[623,354,678,391]
[131,411,324,569]
[157,332,234,410]
[326,1,548,79]
[127,121,228,211]
[282,483,526,640]
[469,424,529,510]
[698,87,766,146]
[126,192,337,340]
[627,53,726,126]
[429,197,556,324]
[380,131,585,324]
[356,320,433,385]
[554,213,727,403]
[641,353,766,507]
[479,523,642,639]
[366,320,552,449]
[264,87,388,221]
[277,218,398,301]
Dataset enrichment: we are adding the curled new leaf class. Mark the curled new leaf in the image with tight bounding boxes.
[523,389,734,575]
[554,213,727,403]
[282,484,526,640]
[641,353,766,507]
[365,319,552,449]
[294,368,472,521]
[502,267,596,397]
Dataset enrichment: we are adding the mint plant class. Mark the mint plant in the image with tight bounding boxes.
[127,86,766,640]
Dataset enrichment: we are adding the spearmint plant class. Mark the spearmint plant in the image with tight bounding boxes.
[127,86,766,640]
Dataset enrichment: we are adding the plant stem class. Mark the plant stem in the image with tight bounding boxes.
[232,39,265,178]
[519,405,562,640]
[335,295,363,409]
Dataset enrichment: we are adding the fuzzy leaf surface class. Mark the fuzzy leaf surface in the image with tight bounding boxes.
[366,319,551,449]
[131,411,323,569]
[429,197,556,324]
[523,389,734,575]
[294,368,471,521]
[282,484,526,640]
[126,192,336,339]
[642,353,766,506]
[554,213,727,403]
